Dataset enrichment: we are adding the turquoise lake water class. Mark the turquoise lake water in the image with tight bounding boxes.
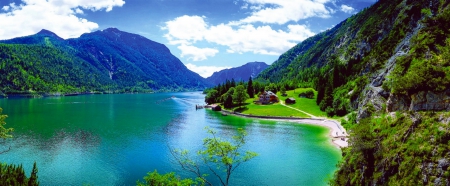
[0,92,341,185]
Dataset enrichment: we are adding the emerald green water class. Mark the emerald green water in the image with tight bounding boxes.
[0,92,341,185]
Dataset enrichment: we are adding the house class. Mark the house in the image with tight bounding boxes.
[285,97,296,104]
[259,91,279,104]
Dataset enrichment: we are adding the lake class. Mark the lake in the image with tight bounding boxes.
[0,92,341,185]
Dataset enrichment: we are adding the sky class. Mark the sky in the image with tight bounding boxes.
[0,0,376,78]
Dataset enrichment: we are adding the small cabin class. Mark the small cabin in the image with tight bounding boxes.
[212,105,222,111]
[259,91,279,104]
[285,97,296,104]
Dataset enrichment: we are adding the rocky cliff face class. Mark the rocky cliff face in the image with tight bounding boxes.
[387,90,450,112]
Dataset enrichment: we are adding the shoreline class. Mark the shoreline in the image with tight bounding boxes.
[220,110,349,148]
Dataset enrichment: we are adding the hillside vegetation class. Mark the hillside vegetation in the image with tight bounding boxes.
[258,0,450,117]
[255,0,450,184]
[0,28,210,96]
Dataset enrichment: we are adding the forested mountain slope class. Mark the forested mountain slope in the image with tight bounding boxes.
[0,28,210,96]
[206,62,268,85]
[257,0,450,184]
[258,0,450,117]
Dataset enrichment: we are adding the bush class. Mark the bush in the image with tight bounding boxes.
[298,88,315,99]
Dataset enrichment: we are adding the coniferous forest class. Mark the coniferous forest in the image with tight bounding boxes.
[0,28,211,97]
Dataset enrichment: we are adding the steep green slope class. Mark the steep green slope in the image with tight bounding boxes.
[69,28,210,91]
[333,111,450,185]
[0,44,113,95]
[258,0,450,117]
[0,28,210,96]
[257,0,450,184]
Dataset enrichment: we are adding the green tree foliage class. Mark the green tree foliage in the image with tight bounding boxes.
[246,77,254,98]
[298,88,314,99]
[0,29,210,95]
[0,108,13,140]
[0,162,39,186]
[332,112,450,185]
[136,170,197,186]
[222,88,235,109]
[280,86,286,96]
[255,0,445,117]
[204,89,219,105]
[169,127,258,186]
[265,83,278,94]
[205,79,269,107]
[390,36,450,95]
[232,85,249,106]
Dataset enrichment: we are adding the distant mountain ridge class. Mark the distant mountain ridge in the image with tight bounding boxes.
[0,28,211,95]
[206,62,268,84]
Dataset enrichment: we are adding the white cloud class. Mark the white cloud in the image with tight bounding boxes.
[163,15,315,58]
[235,0,333,25]
[162,15,207,45]
[0,0,125,40]
[340,5,355,14]
[185,63,231,78]
[2,5,10,11]
[162,0,332,61]
[178,45,219,61]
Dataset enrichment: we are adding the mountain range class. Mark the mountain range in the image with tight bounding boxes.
[255,0,450,184]
[206,62,268,85]
[0,28,211,95]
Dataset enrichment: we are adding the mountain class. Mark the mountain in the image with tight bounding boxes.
[0,28,210,95]
[257,0,450,117]
[256,0,450,184]
[206,62,268,85]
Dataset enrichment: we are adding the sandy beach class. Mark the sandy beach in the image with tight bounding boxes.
[220,110,349,148]
[273,118,349,148]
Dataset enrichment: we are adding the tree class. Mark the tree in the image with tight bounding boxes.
[28,162,39,186]
[136,170,197,186]
[280,86,286,95]
[0,162,39,186]
[0,108,39,186]
[169,127,258,186]
[265,83,278,94]
[246,77,254,98]
[222,87,235,108]
[205,90,219,105]
[0,108,13,153]
[232,85,249,106]
[224,95,233,109]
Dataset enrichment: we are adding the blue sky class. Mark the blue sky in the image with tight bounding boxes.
[0,0,376,77]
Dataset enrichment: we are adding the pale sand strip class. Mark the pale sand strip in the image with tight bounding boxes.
[220,110,349,148]
[273,118,349,148]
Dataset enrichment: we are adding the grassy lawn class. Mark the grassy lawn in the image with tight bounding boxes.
[277,88,327,117]
[227,98,311,118]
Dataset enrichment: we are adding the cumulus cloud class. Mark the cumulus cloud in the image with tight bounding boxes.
[162,0,335,61]
[163,15,315,58]
[0,0,125,40]
[185,63,231,78]
[235,0,333,25]
[178,45,219,61]
[340,5,355,14]
[162,15,207,45]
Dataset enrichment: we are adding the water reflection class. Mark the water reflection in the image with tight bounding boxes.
[0,92,340,186]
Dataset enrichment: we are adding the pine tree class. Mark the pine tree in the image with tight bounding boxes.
[247,77,254,98]
[28,162,39,186]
